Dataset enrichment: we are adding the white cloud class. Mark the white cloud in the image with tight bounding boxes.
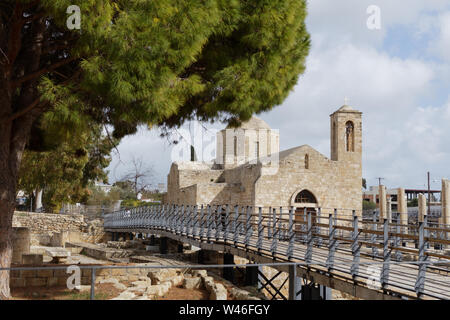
[107,1,450,190]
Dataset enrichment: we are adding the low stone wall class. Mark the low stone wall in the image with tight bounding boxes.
[13,211,86,234]
[10,264,150,289]
[12,212,109,245]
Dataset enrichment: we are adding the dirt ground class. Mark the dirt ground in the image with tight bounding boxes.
[158,286,210,300]
[10,283,121,300]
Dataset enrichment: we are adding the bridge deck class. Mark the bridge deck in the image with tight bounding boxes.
[104,205,450,300]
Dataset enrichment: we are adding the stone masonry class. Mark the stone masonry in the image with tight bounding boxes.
[165,104,363,217]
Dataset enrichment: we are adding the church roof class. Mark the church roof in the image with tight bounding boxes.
[330,105,362,116]
[226,116,271,130]
[338,105,354,112]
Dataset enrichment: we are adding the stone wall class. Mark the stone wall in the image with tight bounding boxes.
[10,265,150,288]
[12,212,108,245]
[13,211,86,234]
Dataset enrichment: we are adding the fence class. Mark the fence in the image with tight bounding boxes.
[103,204,450,299]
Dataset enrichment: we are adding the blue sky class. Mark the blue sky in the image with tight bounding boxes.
[107,0,450,191]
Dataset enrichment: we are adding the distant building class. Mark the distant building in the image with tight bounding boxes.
[363,186,441,211]
[95,181,112,193]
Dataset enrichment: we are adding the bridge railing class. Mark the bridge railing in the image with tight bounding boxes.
[104,204,450,298]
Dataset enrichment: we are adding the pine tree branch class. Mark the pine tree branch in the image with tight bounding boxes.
[6,68,82,123]
[10,56,78,90]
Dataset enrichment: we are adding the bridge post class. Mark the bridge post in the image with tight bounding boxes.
[207,205,212,242]
[371,210,378,258]
[160,237,168,254]
[199,205,204,240]
[233,206,239,246]
[245,206,252,248]
[394,217,402,261]
[165,205,170,231]
[215,205,222,241]
[326,214,336,271]
[223,253,235,283]
[288,263,300,300]
[268,207,272,238]
[178,205,185,235]
[317,208,323,247]
[224,204,230,243]
[415,221,427,296]
[193,205,198,238]
[305,211,313,263]
[278,207,283,241]
[186,205,193,236]
[245,263,258,287]
[350,213,360,278]
[381,219,390,288]
[424,215,430,249]
[257,207,263,252]
[287,207,294,259]
[184,205,190,235]
[270,207,278,256]
[302,207,307,243]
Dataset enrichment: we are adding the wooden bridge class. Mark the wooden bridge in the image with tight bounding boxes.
[103,205,450,300]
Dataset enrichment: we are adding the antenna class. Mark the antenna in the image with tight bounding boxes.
[376,177,385,186]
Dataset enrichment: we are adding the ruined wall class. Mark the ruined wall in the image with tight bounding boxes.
[13,212,86,234]
[12,212,107,245]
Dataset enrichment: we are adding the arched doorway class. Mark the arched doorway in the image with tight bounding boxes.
[293,190,318,235]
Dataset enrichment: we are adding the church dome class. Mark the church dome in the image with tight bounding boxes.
[338,105,354,112]
[226,116,271,130]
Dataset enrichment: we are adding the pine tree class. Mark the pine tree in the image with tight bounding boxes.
[0,0,310,298]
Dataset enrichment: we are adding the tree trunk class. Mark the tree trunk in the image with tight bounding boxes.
[0,116,16,300]
[0,188,14,300]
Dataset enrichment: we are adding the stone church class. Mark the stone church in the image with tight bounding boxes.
[165,104,363,215]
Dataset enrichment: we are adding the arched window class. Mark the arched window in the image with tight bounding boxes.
[305,154,309,169]
[345,121,354,152]
[295,190,317,203]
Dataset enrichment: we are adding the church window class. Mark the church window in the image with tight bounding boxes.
[254,141,259,159]
[295,190,317,203]
[305,154,309,169]
[345,121,355,152]
[234,136,237,157]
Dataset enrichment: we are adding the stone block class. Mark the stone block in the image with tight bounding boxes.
[210,283,227,300]
[183,277,202,289]
[37,269,54,278]
[58,277,69,286]
[47,277,59,287]
[166,275,183,287]
[192,270,208,278]
[22,254,43,265]
[127,275,139,282]
[10,278,26,288]
[21,270,37,278]
[10,270,20,278]
[26,278,47,287]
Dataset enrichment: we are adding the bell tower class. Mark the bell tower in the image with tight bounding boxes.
[330,104,362,163]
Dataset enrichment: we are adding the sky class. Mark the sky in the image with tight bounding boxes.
[107,0,450,191]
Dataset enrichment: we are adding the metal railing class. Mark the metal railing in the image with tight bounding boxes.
[2,260,448,300]
[103,204,450,299]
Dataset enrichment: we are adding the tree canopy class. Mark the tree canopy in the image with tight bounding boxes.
[0,0,310,299]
